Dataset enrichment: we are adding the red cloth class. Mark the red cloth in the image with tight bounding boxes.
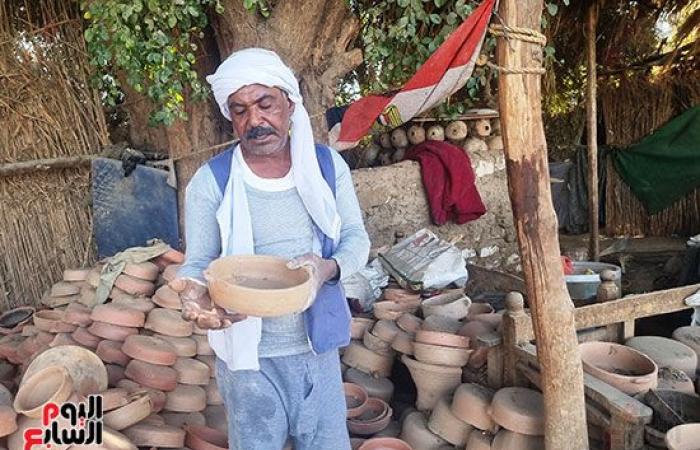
[406,140,486,225]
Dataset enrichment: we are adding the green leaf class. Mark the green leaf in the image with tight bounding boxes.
[429,13,441,24]
[446,12,458,25]
[167,16,177,28]
[434,0,447,7]
[546,3,558,16]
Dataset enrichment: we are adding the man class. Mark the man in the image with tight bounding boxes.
[171,48,370,450]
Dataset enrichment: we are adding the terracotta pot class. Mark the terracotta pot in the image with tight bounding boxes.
[421,292,471,320]
[205,255,313,317]
[103,391,152,430]
[351,317,375,340]
[123,261,160,281]
[156,334,197,357]
[122,335,177,366]
[203,405,228,435]
[451,383,496,431]
[63,268,91,282]
[109,287,133,302]
[397,313,423,334]
[64,302,92,327]
[427,395,473,446]
[101,388,129,412]
[347,397,392,435]
[421,315,462,334]
[358,438,413,450]
[32,310,76,333]
[344,382,369,418]
[164,384,207,412]
[488,387,544,436]
[415,330,470,349]
[96,340,131,367]
[197,355,216,377]
[153,285,183,310]
[125,359,178,391]
[112,296,155,313]
[122,423,185,448]
[14,366,73,418]
[391,329,414,355]
[91,304,145,328]
[374,301,417,321]
[465,430,494,450]
[470,313,503,329]
[665,423,700,450]
[106,364,126,387]
[48,331,78,348]
[162,264,183,283]
[399,411,448,450]
[21,345,108,394]
[173,358,210,385]
[672,326,700,365]
[0,405,17,437]
[161,411,205,428]
[373,320,401,343]
[626,336,697,380]
[363,328,394,356]
[205,379,223,406]
[658,366,696,393]
[413,342,472,367]
[145,308,193,337]
[579,341,658,395]
[116,379,167,413]
[184,424,227,450]
[342,342,394,377]
[383,288,421,305]
[114,274,156,296]
[161,249,186,264]
[51,281,81,297]
[0,306,35,332]
[72,326,102,349]
[344,368,394,402]
[88,321,138,342]
[401,355,462,411]
[466,303,496,320]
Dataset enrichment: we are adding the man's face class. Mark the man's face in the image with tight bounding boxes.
[227,84,294,156]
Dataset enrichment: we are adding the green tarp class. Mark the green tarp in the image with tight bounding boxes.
[612,105,700,214]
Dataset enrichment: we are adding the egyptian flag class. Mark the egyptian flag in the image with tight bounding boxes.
[332,0,496,149]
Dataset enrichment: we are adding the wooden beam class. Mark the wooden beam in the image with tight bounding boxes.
[0,155,96,178]
[496,0,589,447]
[587,1,599,261]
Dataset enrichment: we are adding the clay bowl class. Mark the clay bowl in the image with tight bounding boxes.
[351,317,376,340]
[665,423,700,450]
[185,424,228,450]
[344,382,369,418]
[342,342,394,378]
[373,320,401,343]
[469,313,503,329]
[451,383,496,431]
[427,395,472,446]
[399,411,448,450]
[413,342,472,367]
[153,285,183,310]
[0,306,34,332]
[363,328,394,356]
[14,366,73,418]
[205,255,312,317]
[421,315,462,334]
[64,302,92,327]
[91,304,145,328]
[145,308,193,337]
[391,329,414,356]
[488,387,545,436]
[415,330,469,349]
[122,423,185,448]
[162,411,206,427]
[344,368,394,403]
[101,427,138,450]
[88,321,138,342]
[72,326,102,349]
[164,384,207,412]
[22,345,108,394]
[491,430,543,450]
[373,301,414,321]
[383,288,421,306]
[33,310,76,333]
[396,313,423,334]
[114,274,156,296]
[125,359,178,391]
[421,292,471,320]
[579,341,658,395]
[162,264,183,283]
[122,335,177,366]
[347,397,393,436]
[96,340,131,367]
[123,261,160,281]
[103,391,152,430]
[358,438,413,450]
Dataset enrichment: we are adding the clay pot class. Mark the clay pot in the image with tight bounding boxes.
[351,317,376,340]
[391,128,409,148]
[165,384,207,412]
[347,397,392,435]
[342,342,394,377]
[86,266,102,288]
[125,359,178,391]
[373,320,401,343]
[401,355,462,411]
[397,313,422,334]
[672,326,700,363]
[428,396,473,446]
[421,315,462,334]
[101,427,138,450]
[173,358,210,385]
[14,366,73,418]
[51,281,81,297]
[472,119,492,137]
[363,328,394,356]
[491,429,544,450]
[665,423,700,450]
[413,342,472,367]
[185,424,227,450]
[140,413,166,426]
[122,335,178,366]
[626,336,697,380]
[203,405,228,435]
[374,301,414,321]
[79,285,98,307]
[421,292,471,320]
[488,387,545,436]
[91,304,145,328]
[109,287,133,302]
[459,321,498,368]
[33,310,76,333]
[112,296,155,313]
[116,379,167,413]
[345,382,369,418]
[103,391,152,430]
[88,321,138,342]
[96,340,131,367]
[407,125,426,145]
[445,121,468,141]
[451,383,496,431]
[427,125,445,141]
[399,411,448,450]
[579,341,658,395]
[344,368,394,402]
[64,302,92,327]
[162,264,182,283]
[465,430,493,450]
[156,334,197,357]
[63,268,91,282]
[658,367,696,393]
[0,405,17,437]
[193,334,213,356]
[161,248,185,264]
[197,355,216,377]
[122,423,185,448]
[379,133,393,149]
[391,329,415,355]
[466,303,495,320]
[106,364,126,387]
[205,379,223,406]
[358,438,413,450]
[486,135,503,152]
[101,388,129,412]
[463,138,488,154]
[153,285,183,310]
[383,289,422,307]
[0,306,34,332]
[114,274,156,296]
[123,261,160,281]
[145,308,193,337]
[162,411,206,427]
[415,330,470,349]
[72,326,102,349]
[21,345,108,394]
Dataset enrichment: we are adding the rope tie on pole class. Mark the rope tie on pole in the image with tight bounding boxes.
[487,22,547,75]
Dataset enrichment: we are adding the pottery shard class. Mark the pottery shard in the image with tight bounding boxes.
[96,340,131,367]
[451,383,496,431]
[153,285,183,310]
[164,384,207,413]
[122,423,185,448]
[173,358,210,386]
[114,274,156,296]
[193,334,213,356]
[626,336,698,379]
[125,359,178,392]
[123,262,160,281]
[489,387,545,436]
[71,326,102,349]
[145,308,193,337]
[427,396,473,446]
[122,335,178,366]
[88,321,139,342]
[64,302,93,327]
[91,304,146,328]
[161,411,206,428]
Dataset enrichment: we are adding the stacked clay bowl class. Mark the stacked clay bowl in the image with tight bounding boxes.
[348,397,393,436]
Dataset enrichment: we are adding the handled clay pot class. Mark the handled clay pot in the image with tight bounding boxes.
[103,392,152,430]
[91,304,146,328]
[401,355,462,411]
[122,335,178,366]
[14,366,73,418]
[185,424,228,450]
[344,382,369,419]
[427,396,473,446]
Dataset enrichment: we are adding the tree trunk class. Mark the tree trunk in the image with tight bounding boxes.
[211,0,362,141]
[587,2,599,261]
[496,0,589,448]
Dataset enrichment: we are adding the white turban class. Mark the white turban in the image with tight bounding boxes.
[206,48,340,242]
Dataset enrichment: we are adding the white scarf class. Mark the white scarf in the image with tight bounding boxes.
[205,48,341,371]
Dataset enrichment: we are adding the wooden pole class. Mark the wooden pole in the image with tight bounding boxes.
[587,1,599,261]
[0,155,96,178]
[496,0,589,448]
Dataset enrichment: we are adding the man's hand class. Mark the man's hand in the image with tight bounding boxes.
[286,253,338,308]
[169,278,247,330]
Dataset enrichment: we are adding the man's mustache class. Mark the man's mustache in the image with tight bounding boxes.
[245,126,276,140]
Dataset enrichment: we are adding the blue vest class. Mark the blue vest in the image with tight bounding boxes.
[207,144,351,354]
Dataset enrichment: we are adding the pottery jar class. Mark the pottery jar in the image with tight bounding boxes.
[123,261,160,281]
[164,384,207,413]
[413,342,472,367]
[112,296,155,313]
[347,397,392,436]
[184,424,227,450]
[342,342,394,377]
[205,379,223,406]
[114,274,156,297]
[665,423,700,450]
[421,292,471,320]
[396,313,423,334]
[426,125,445,141]
[407,125,426,145]
[373,320,401,343]
[401,355,462,411]
[162,411,206,428]
[88,321,138,342]
[14,366,73,418]
[344,382,369,419]
[363,328,394,356]
[145,308,194,337]
[121,335,178,366]
[91,304,145,328]
[344,368,394,402]
[351,317,375,340]
[451,383,496,431]
[579,341,658,395]
[173,358,210,386]
[122,423,185,448]
[96,340,131,367]
[427,396,473,446]
[358,438,413,450]
[0,405,17,437]
[445,121,468,141]
[125,359,178,391]
[626,336,697,380]
[156,334,197,357]
[399,411,448,450]
[415,330,470,349]
[391,329,415,356]
[153,285,183,310]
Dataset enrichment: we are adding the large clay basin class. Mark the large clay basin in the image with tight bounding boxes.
[22,346,107,395]
[665,423,700,450]
[14,366,73,417]
[579,341,658,395]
